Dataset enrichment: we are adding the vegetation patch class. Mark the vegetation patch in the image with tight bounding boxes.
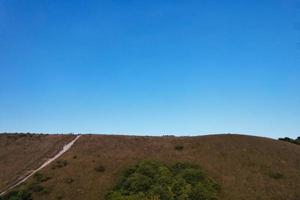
[51,160,68,169]
[65,177,74,184]
[278,137,300,145]
[1,172,52,200]
[106,160,220,200]
[175,145,184,151]
[269,172,284,179]
[56,194,64,200]
[30,184,44,193]
[1,183,44,200]
[0,190,32,200]
[95,165,106,173]
[33,173,51,183]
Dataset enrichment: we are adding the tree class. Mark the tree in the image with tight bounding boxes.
[106,161,220,200]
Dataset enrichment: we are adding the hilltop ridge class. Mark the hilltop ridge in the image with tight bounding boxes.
[0,133,300,200]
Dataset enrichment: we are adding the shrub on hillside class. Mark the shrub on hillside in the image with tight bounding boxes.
[51,160,68,169]
[1,172,51,200]
[33,173,51,183]
[175,145,184,151]
[278,137,300,145]
[106,160,220,200]
[269,172,284,179]
[56,194,64,200]
[30,185,44,193]
[1,190,32,200]
[65,177,74,184]
[295,137,300,145]
[95,165,106,172]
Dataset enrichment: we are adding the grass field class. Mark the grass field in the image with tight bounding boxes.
[1,134,300,200]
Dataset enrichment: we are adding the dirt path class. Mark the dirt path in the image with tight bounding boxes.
[0,135,81,196]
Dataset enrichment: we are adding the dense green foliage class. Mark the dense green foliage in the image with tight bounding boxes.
[0,172,51,200]
[0,190,32,200]
[106,161,220,200]
[278,137,300,145]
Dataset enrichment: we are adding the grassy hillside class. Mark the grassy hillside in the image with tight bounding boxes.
[0,134,75,192]
[2,134,300,200]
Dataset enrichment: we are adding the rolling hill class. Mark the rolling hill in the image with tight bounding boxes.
[0,134,300,200]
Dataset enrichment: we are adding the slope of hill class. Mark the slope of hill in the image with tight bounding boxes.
[0,134,75,193]
[1,134,300,200]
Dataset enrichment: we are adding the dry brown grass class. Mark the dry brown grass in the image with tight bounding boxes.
[2,134,300,200]
[0,133,75,192]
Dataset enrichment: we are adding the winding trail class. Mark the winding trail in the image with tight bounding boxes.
[0,135,81,196]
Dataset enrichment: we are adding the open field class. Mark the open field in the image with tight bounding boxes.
[0,134,75,193]
[1,134,300,200]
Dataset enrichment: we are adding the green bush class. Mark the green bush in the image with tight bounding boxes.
[33,173,51,183]
[31,185,44,193]
[1,172,51,200]
[278,137,300,145]
[95,165,106,172]
[269,172,284,179]
[175,145,184,151]
[295,137,300,145]
[1,190,32,200]
[56,195,64,200]
[51,160,68,169]
[106,160,220,200]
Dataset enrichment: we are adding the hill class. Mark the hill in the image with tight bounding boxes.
[1,134,300,200]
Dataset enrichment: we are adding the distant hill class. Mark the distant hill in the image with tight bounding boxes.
[0,134,300,200]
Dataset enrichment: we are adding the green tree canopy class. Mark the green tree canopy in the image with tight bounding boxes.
[106,161,220,200]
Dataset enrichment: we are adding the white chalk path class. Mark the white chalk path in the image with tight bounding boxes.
[0,135,81,196]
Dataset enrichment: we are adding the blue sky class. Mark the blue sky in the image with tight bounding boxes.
[0,0,299,138]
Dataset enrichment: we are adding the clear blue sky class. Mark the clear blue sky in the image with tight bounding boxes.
[0,0,299,138]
